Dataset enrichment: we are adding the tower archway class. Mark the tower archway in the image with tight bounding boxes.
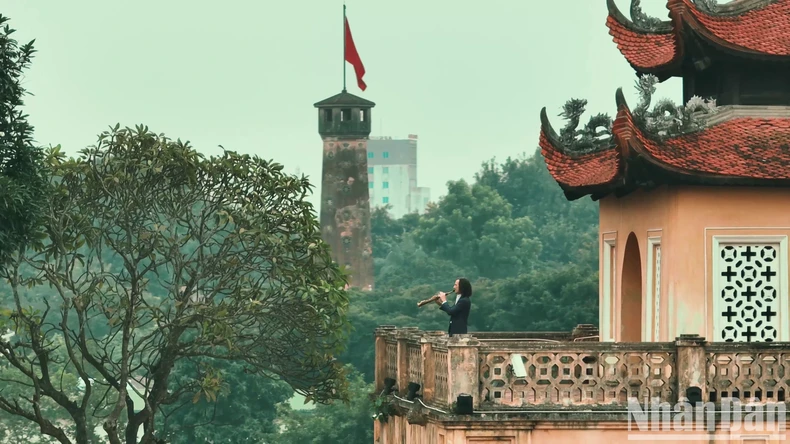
[621,232,642,342]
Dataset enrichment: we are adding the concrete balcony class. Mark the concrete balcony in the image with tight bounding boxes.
[373,325,790,419]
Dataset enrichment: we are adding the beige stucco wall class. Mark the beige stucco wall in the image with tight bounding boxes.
[599,185,790,343]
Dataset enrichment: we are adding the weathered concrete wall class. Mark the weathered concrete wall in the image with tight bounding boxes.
[320,137,374,289]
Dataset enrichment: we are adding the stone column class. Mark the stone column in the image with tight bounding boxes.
[396,327,418,395]
[446,335,481,409]
[374,325,395,392]
[420,331,443,403]
[675,334,707,404]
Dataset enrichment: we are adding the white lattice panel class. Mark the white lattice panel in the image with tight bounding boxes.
[714,242,783,342]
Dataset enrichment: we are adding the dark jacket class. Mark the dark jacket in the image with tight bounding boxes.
[440,296,471,336]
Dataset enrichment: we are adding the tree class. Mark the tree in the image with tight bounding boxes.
[369,207,419,259]
[0,125,351,443]
[266,367,374,444]
[375,236,473,291]
[411,180,541,279]
[0,14,48,264]
[159,359,293,444]
[476,264,598,332]
[475,151,598,266]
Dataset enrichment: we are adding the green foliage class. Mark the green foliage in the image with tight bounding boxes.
[375,236,472,290]
[370,207,419,259]
[0,15,49,264]
[0,125,352,443]
[371,394,397,423]
[265,369,375,444]
[410,180,541,279]
[472,264,598,332]
[159,359,293,444]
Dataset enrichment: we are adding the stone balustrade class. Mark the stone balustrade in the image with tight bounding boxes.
[374,325,790,411]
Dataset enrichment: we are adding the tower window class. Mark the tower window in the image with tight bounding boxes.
[383,182,389,189]
[341,109,351,121]
[323,109,332,122]
[383,197,389,204]
[383,152,389,158]
[360,109,368,121]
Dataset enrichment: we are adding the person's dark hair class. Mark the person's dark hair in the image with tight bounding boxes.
[457,278,472,298]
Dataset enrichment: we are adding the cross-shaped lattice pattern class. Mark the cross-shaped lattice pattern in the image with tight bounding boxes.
[717,244,781,343]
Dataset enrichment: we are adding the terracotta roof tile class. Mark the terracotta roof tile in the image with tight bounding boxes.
[631,116,790,179]
[538,97,790,200]
[682,0,790,56]
[606,16,677,69]
[608,0,790,72]
[539,131,621,188]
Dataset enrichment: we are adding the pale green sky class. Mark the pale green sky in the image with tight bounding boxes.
[5,0,678,207]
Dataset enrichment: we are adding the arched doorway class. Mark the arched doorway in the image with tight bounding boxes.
[621,232,642,342]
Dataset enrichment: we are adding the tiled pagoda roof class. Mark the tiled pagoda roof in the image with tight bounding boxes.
[606,0,790,77]
[539,89,790,201]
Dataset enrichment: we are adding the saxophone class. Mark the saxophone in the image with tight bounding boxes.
[417,289,455,307]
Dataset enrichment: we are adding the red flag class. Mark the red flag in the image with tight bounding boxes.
[344,17,367,91]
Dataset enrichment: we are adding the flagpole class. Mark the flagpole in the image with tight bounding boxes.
[343,3,347,92]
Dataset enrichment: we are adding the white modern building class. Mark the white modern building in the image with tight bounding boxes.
[367,134,431,219]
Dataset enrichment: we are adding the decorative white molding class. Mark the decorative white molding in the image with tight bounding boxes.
[711,235,789,342]
[644,237,662,341]
[602,238,617,342]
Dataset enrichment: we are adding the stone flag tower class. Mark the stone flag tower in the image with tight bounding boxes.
[314,90,375,290]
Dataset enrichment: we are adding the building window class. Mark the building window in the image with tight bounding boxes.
[368,152,373,159]
[383,182,389,189]
[323,109,332,122]
[360,109,367,121]
[383,152,389,158]
[382,197,389,204]
[369,182,373,189]
[340,109,351,121]
[368,167,374,174]
[713,237,788,342]
[383,167,389,174]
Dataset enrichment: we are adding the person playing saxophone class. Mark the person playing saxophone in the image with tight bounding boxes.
[435,278,472,337]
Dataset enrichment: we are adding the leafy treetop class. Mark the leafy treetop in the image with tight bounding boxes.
[0,14,49,264]
[0,125,352,444]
